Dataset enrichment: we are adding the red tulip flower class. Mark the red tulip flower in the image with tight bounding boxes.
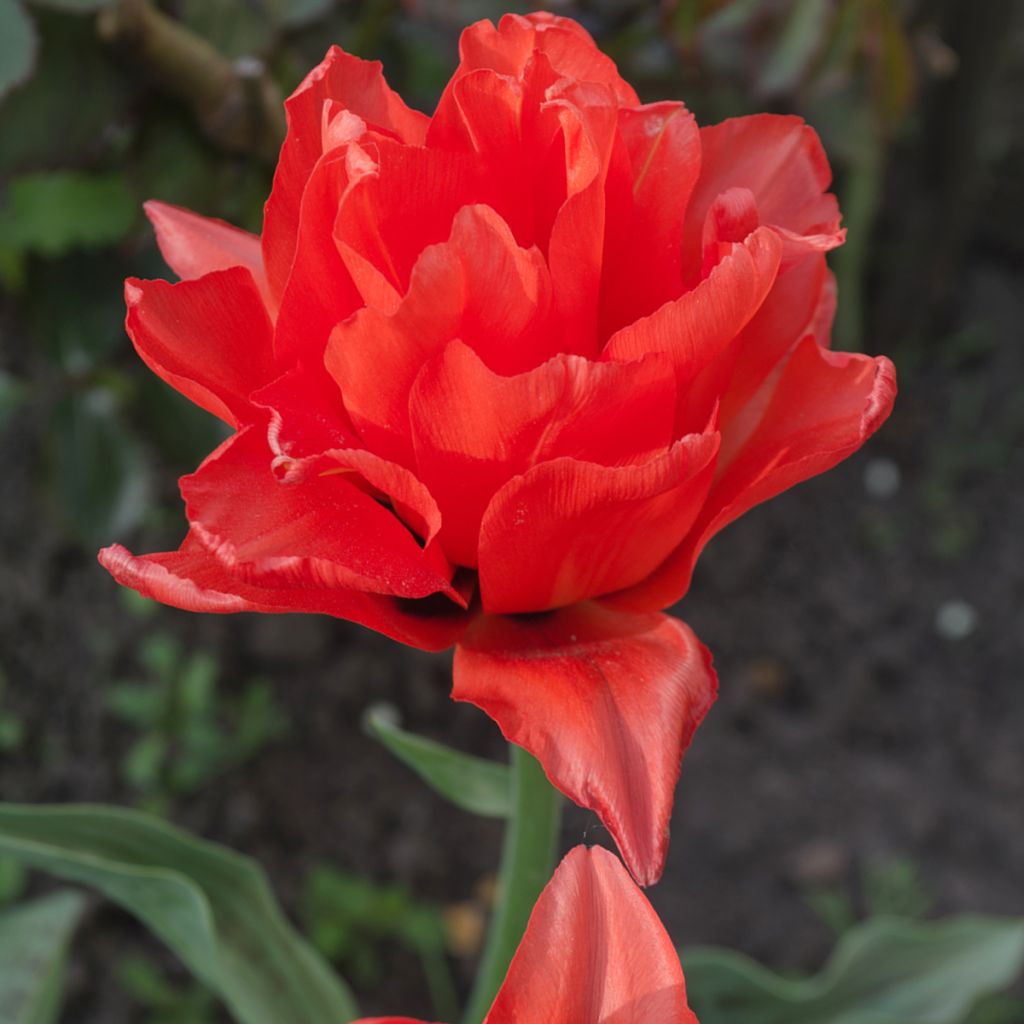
[99,13,895,885]
[355,844,698,1024]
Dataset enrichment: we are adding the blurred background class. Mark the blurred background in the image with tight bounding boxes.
[1,0,1022,1021]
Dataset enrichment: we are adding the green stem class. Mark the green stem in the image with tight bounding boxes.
[833,131,884,352]
[461,746,561,1024]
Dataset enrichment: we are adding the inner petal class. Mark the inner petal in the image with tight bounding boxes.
[409,340,677,568]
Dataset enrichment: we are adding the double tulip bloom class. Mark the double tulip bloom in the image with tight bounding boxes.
[100,13,895,886]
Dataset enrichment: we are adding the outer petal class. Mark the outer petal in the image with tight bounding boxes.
[716,253,835,425]
[678,252,834,436]
[262,46,429,302]
[98,535,469,652]
[143,200,273,313]
[478,433,718,614]
[181,426,457,601]
[486,846,697,1022]
[616,339,897,611]
[454,605,717,887]
[409,341,676,567]
[124,269,276,427]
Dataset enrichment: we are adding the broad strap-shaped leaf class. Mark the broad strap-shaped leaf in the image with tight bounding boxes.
[0,890,87,1024]
[26,1,118,11]
[682,914,1024,1024]
[364,705,511,819]
[0,804,358,1024]
[0,0,37,101]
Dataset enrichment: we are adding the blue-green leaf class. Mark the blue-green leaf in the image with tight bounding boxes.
[269,0,334,28]
[0,0,37,101]
[50,390,150,548]
[365,704,511,818]
[684,915,1024,1024]
[0,890,88,1024]
[0,372,26,433]
[27,0,116,11]
[756,0,832,97]
[0,804,358,1024]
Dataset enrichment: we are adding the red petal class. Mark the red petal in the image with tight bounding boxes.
[617,339,897,611]
[275,446,444,554]
[600,101,701,336]
[543,85,620,352]
[326,204,551,465]
[181,426,457,600]
[143,200,274,314]
[679,251,834,436]
[409,341,676,567]
[716,253,835,425]
[262,46,429,303]
[478,433,719,614]
[351,1020,436,1024]
[682,114,841,277]
[454,606,717,886]
[430,205,553,377]
[124,269,276,427]
[455,13,639,106]
[253,363,357,460]
[98,536,468,652]
[331,137,504,300]
[602,227,782,407]
[486,846,698,1022]
[272,147,365,364]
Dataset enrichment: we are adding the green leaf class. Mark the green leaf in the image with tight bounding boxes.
[178,653,218,716]
[269,0,334,28]
[27,0,115,10]
[180,0,275,58]
[756,0,832,97]
[106,683,167,728]
[0,857,27,905]
[123,733,168,792]
[0,889,88,1024]
[684,915,1024,1024]
[116,953,220,1022]
[0,0,37,101]
[0,171,135,257]
[139,634,181,682]
[25,251,131,370]
[49,390,150,548]
[0,372,26,433]
[0,11,133,174]
[0,804,359,1024]
[364,704,511,818]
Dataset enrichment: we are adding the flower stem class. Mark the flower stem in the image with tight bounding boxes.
[461,745,561,1024]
